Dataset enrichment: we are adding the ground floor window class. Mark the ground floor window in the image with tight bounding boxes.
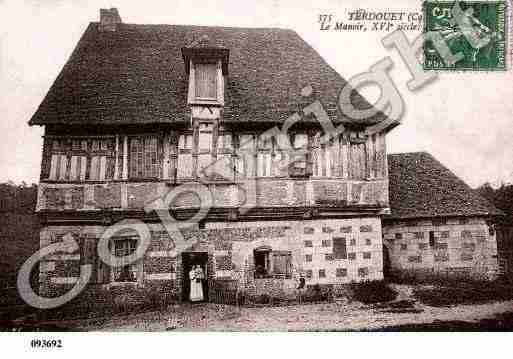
[254,247,292,279]
[112,238,139,282]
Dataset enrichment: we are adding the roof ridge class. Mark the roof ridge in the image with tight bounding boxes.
[90,21,295,32]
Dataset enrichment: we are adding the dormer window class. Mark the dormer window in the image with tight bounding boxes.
[181,35,229,107]
[195,63,217,100]
[188,60,223,105]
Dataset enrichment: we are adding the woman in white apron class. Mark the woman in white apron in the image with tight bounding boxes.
[189,265,204,302]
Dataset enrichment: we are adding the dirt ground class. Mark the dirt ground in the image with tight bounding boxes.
[74,285,513,331]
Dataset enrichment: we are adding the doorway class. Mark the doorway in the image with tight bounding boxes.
[182,252,209,302]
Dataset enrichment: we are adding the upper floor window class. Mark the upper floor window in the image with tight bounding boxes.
[129,136,161,179]
[235,134,255,178]
[197,122,214,177]
[195,63,217,100]
[215,132,234,180]
[289,133,309,177]
[46,138,114,182]
[177,133,194,179]
[90,139,113,181]
[257,135,273,177]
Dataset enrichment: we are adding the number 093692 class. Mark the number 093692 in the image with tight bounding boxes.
[30,339,63,349]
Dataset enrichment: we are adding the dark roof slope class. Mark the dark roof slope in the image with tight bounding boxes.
[387,152,502,219]
[29,23,387,126]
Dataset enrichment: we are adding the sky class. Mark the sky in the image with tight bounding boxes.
[1,0,512,188]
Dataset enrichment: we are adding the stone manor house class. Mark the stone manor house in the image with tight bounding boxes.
[29,9,501,305]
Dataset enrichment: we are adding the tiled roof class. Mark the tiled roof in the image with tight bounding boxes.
[29,23,387,126]
[387,152,502,219]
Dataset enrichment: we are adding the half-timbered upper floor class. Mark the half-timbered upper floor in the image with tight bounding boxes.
[36,123,389,217]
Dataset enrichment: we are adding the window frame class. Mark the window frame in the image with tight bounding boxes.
[253,247,292,279]
[110,236,142,284]
[128,135,162,180]
[46,137,115,182]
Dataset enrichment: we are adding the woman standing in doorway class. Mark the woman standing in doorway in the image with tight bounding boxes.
[189,265,204,302]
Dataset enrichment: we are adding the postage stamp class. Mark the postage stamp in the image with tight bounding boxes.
[423,1,507,70]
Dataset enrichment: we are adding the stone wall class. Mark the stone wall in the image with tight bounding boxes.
[382,217,499,281]
[37,216,383,309]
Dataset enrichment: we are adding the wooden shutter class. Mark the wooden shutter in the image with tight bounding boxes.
[80,235,98,283]
[96,240,111,284]
[272,251,292,278]
[195,63,217,99]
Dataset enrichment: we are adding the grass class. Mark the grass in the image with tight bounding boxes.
[413,280,513,307]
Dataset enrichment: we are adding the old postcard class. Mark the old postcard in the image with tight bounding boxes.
[1,0,513,356]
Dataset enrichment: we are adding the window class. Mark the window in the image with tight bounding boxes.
[429,231,435,248]
[341,226,352,233]
[195,63,217,99]
[319,269,326,278]
[348,252,356,260]
[363,252,371,259]
[350,141,366,179]
[321,239,331,247]
[304,227,315,235]
[90,139,113,181]
[305,254,312,262]
[69,139,87,181]
[349,238,356,246]
[358,267,369,277]
[333,237,347,259]
[395,233,403,240]
[312,132,333,177]
[112,238,139,282]
[47,138,114,181]
[215,132,234,179]
[177,134,193,179]
[272,251,292,278]
[360,225,373,232]
[256,135,273,177]
[400,243,408,250]
[253,248,292,279]
[336,268,347,277]
[365,238,372,245]
[197,123,214,178]
[322,226,334,233]
[129,136,161,179]
[235,134,255,178]
[306,270,313,279]
[304,240,313,248]
[48,139,68,181]
[289,133,309,177]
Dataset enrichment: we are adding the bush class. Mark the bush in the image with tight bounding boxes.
[350,280,397,304]
[303,284,333,303]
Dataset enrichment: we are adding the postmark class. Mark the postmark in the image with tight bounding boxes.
[423,1,507,70]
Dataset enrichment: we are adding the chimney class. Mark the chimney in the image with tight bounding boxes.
[99,8,122,32]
